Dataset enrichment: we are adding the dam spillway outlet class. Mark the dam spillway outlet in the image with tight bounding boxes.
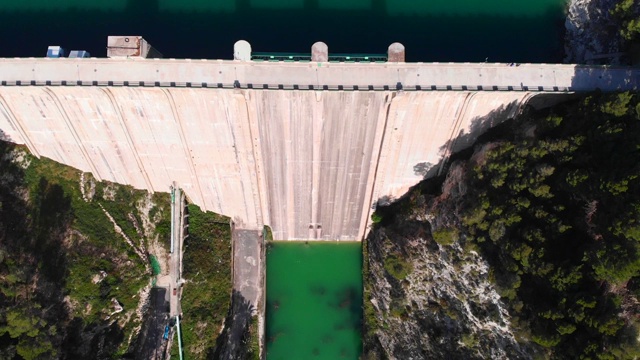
[266,242,362,360]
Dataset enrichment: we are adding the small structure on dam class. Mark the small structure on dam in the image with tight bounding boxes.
[107,36,163,59]
[387,42,405,63]
[234,40,252,61]
[0,36,638,241]
[311,41,329,62]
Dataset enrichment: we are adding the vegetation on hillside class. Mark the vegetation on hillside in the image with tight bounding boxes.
[244,315,260,360]
[451,92,640,358]
[367,91,640,359]
[611,0,640,42]
[0,140,171,359]
[171,204,232,359]
[610,0,640,62]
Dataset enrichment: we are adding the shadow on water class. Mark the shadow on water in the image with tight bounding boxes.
[310,284,327,296]
[330,285,363,326]
[265,297,286,346]
[0,0,565,62]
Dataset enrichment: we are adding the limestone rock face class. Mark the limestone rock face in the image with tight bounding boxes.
[564,0,636,64]
[363,161,538,359]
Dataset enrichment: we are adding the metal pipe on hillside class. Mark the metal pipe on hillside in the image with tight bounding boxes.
[170,184,175,254]
[176,316,184,360]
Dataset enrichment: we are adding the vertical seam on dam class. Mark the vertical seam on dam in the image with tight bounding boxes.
[360,92,397,239]
[437,92,477,176]
[231,92,259,228]
[310,91,322,239]
[162,88,207,209]
[100,87,155,192]
[283,95,296,238]
[225,94,250,227]
[242,91,269,228]
[0,92,40,158]
[42,87,103,181]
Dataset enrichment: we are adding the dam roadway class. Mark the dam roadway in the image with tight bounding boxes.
[0,58,638,241]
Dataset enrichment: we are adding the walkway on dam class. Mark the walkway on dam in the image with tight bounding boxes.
[232,228,262,314]
[0,58,637,92]
[219,228,263,359]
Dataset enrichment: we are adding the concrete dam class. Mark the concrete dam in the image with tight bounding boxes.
[0,41,638,241]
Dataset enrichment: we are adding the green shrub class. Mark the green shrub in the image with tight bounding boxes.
[600,92,633,117]
[545,114,563,128]
[178,204,232,358]
[432,227,459,246]
[263,225,273,242]
[245,315,260,360]
[371,212,383,224]
[384,255,413,280]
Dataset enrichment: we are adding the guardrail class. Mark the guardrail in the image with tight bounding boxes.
[0,80,573,92]
[251,52,388,62]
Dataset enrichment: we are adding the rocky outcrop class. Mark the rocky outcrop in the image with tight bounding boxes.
[564,0,636,64]
[363,175,536,359]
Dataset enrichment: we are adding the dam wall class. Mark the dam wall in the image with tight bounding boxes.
[0,85,537,240]
[0,54,637,240]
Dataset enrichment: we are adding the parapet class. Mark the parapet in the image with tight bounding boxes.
[107,36,163,59]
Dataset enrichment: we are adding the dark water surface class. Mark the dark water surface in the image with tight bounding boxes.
[0,0,567,62]
[266,242,363,360]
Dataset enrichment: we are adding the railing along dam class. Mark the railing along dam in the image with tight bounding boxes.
[0,56,637,240]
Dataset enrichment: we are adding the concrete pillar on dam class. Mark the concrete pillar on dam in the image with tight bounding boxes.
[311,42,329,62]
[388,42,405,62]
[234,40,252,61]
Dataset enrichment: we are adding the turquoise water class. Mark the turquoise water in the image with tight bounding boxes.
[0,0,567,62]
[266,242,363,360]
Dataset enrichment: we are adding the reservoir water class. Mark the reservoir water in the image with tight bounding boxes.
[266,242,363,360]
[0,0,567,62]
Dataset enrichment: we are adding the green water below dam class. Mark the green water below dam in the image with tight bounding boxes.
[0,0,568,62]
[266,242,363,360]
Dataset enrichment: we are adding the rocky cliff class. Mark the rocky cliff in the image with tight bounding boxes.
[0,139,172,359]
[363,92,640,359]
[363,201,534,359]
[565,0,639,64]
[363,160,539,359]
